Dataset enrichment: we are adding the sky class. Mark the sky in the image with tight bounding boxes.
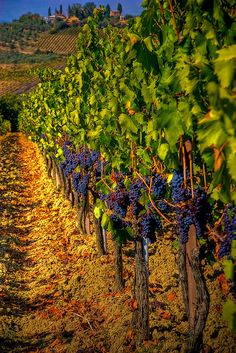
[0,0,143,22]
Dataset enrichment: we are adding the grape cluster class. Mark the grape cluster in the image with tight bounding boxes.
[170,171,209,244]
[151,174,166,199]
[170,171,190,203]
[156,200,170,213]
[218,204,236,258]
[100,172,166,242]
[141,212,162,242]
[72,172,90,196]
[60,152,80,177]
[110,214,130,230]
[76,147,100,170]
[62,141,72,159]
[128,179,142,216]
[103,185,128,219]
[60,142,102,197]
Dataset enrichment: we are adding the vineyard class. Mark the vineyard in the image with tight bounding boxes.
[0,60,65,97]
[0,77,39,97]
[1,0,236,352]
[38,28,80,55]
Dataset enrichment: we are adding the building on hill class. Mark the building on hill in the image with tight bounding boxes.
[55,14,66,21]
[47,15,56,22]
[110,10,120,17]
[47,13,66,22]
[66,16,80,26]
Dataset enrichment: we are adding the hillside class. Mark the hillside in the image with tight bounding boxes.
[38,27,80,55]
[0,15,51,54]
[0,58,66,97]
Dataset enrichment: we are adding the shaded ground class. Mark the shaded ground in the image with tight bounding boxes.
[0,133,235,353]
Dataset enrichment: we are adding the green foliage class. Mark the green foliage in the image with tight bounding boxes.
[222,240,236,333]
[20,0,236,196]
[0,114,11,135]
[0,94,22,132]
[223,299,236,333]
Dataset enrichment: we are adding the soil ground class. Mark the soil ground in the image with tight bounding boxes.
[0,133,235,353]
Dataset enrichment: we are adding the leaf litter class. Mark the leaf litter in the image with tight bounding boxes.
[0,133,235,353]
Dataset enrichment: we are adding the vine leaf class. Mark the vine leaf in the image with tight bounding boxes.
[118,113,139,134]
[223,300,236,333]
[213,147,224,171]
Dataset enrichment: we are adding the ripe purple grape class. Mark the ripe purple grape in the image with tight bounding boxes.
[219,204,236,258]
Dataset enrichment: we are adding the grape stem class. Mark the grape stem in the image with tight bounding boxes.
[158,0,166,23]
[206,224,226,242]
[135,171,173,224]
[168,0,180,42]
[100,177,113,191]
[180,136,187,189]
[202,163,207,192]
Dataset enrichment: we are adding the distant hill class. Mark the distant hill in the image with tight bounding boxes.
[0,14,52,54]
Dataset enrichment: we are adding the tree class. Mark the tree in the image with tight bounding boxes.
[117,2,122,14]
[124,14,133,19]
[59,4,63,15]
[72,4,84,19]
[83,2,96,17]
[68,5,72,17]
[105,3,110,17]
[48,6,51,17]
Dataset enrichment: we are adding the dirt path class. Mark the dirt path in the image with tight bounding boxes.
[0,133,114,352]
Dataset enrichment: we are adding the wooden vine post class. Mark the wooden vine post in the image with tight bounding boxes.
[112,236,124,290]
[132,225,150,344]
[179,141,209,353]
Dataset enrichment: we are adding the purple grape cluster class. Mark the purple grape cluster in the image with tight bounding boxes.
[60,142,102,198]
[110,214,130,230]
[170,171,209,244]
[100,173,166,241]
[76,147,100,170]
[151,174,167,199]
[170,171,191,203]
[60,152,81,177]
[156,200,170,213]
[218,204,236,258]
[103,186,128,219]
[128,179,142,216]
[141,212,162,242]
[72,172,90,196]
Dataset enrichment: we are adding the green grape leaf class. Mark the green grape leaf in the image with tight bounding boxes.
[94,206,101,219]
[215,61,235,88]
[143,36,153,52]
[223,300,236,333]
[101,213,110,229]
[222,260,234,281]
[118,113,139,134]
[216,45,236,61]
[158,143,169,161]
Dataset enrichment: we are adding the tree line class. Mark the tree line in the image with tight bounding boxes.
[48,2,124,19]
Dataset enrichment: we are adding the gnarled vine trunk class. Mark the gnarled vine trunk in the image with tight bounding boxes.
[132,235,149,344]
[93,211,106,256]
[112,237,124,290]
[179,224,209,353]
